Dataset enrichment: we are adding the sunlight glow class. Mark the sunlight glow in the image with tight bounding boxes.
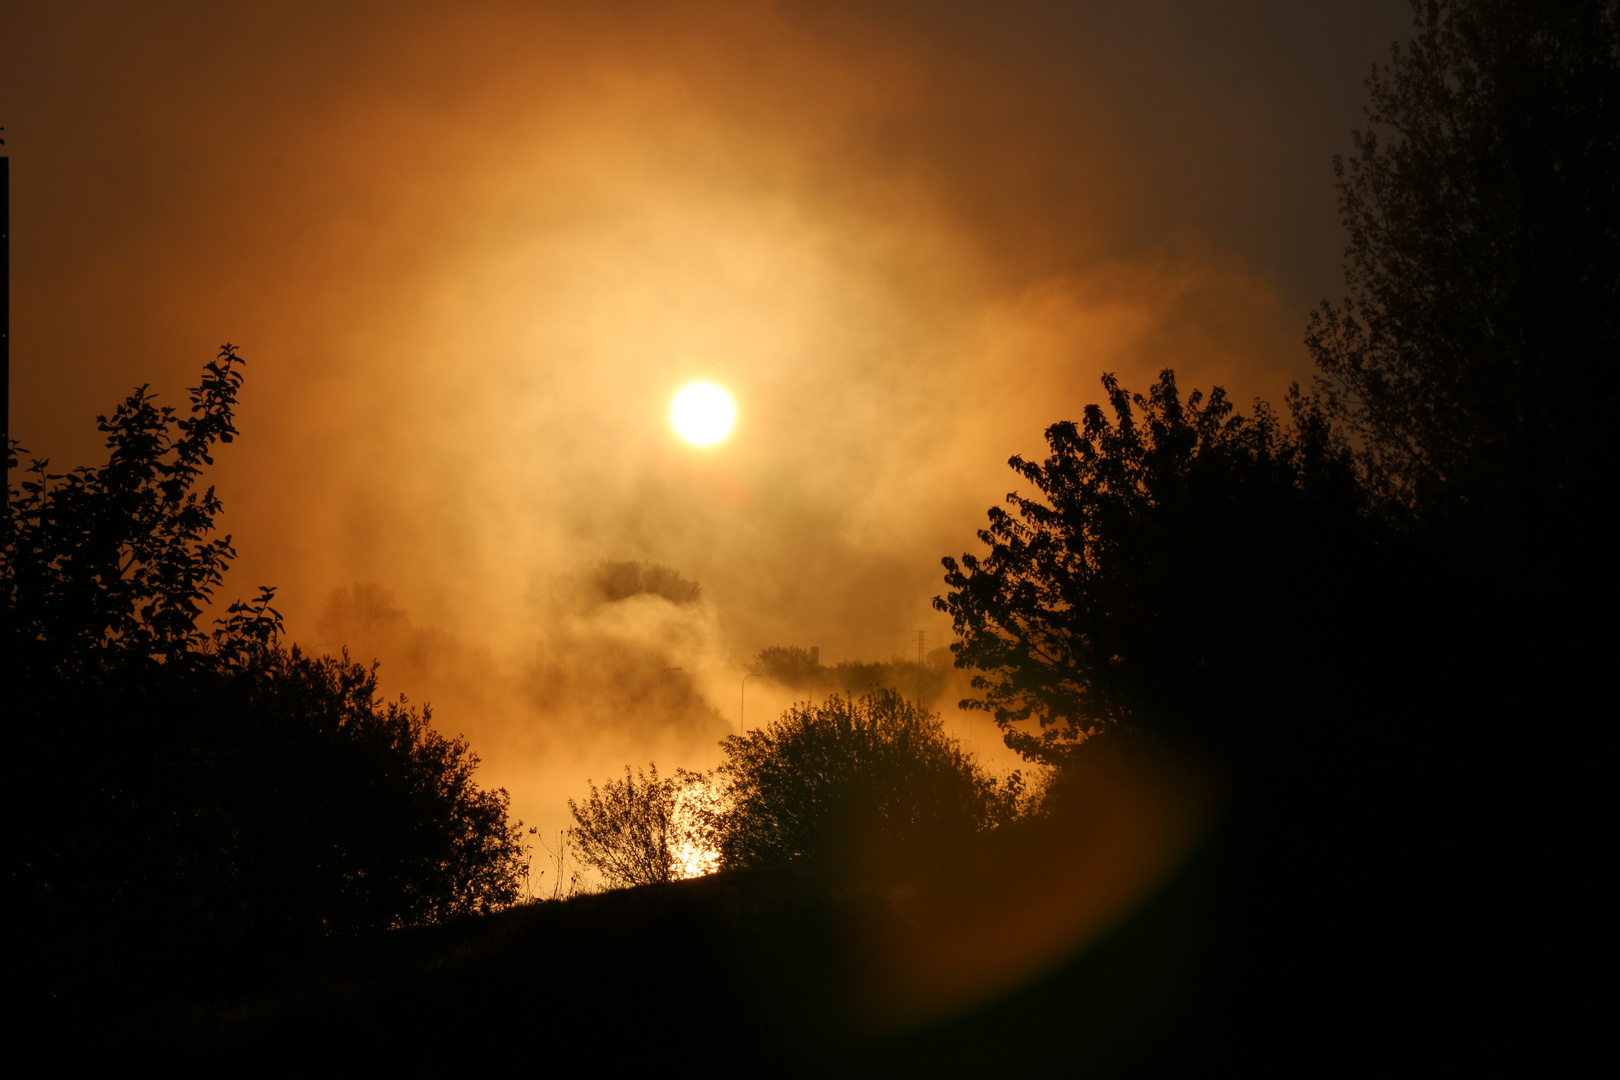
[671,383,736,445]
[671,837,721,880]
[669,781,722,880]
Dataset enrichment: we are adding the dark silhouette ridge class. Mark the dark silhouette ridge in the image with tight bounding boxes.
[91,773,1223,1074]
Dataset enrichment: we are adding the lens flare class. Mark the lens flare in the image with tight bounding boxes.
[670,383,736,445]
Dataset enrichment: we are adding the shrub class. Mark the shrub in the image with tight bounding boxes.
[569,764,718,888]
[713,690,1025,872]
[6,347,528,984]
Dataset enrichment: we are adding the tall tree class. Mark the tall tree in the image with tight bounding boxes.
[1306,0,1619,544]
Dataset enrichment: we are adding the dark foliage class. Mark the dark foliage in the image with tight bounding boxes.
[316,580,408,644]
[932,4,1616,1056]
[1307,0,1619,544]
[1296,0,1615,850]
[753,643,954,706]
[7,346,250,675]
[713,690,1025,872]
[5,347,526,992]
[167,848,1235,1074]
[753,643,822,683]
[195,646,527,935]
[593,559,703,605]
[936,371,1368,762]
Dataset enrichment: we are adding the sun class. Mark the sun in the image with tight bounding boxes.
[670,383,736,445]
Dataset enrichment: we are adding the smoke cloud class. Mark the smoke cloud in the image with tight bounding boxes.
[3,0,1410,837]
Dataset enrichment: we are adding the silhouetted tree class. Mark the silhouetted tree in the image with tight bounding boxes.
[1302,5,1617,1039]
[7,346,251,677]
[936,371,1366,763]
[753,644,822,684]
[568,764,716,888]
[1294,0,1618,828]
[713,690,1025,871]
[593,560,703,605]
[316,580,407,645]
[6,347,527,988]
[926,3,1616,1052]
[205,644,528,934]
[753,645,955,709]
[1306,0,1619,543]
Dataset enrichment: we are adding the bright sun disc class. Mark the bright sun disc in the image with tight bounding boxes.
[670,383,736,445]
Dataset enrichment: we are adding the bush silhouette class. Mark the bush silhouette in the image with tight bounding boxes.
[569,764,717,888]
[713,690,1025,872]
[6,346,527,987]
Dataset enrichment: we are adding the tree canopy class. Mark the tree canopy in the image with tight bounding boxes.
[939,0,1619,765]
[1307,0,1619,541]
[751,643,953,707]
[7,346,255,675]
[936,371,1364,763]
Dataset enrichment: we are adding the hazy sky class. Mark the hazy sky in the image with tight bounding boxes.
[3,0,1414,835]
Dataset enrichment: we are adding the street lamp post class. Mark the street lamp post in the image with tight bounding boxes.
[739,673,760,737]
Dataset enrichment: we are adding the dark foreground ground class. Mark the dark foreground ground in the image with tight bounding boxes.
[31,752,1586,1074]
[106,861,1221,1075]
[35,766,1238,1075]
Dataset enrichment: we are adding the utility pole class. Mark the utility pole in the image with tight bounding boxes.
[2,127,10,517]
[916,629,925,711]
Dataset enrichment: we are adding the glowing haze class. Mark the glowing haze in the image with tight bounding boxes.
[1,1,1410,844]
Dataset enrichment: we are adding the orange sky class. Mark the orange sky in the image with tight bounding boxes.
[2,0,1412,842]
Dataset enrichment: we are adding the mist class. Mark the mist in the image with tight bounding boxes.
[2,0,1412,838]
